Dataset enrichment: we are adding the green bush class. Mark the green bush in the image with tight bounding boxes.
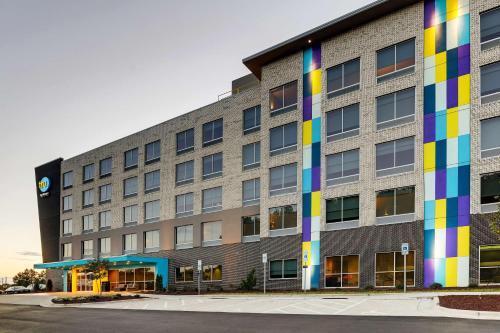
[155,275,164,292]
[46,279,53,292]
[429,282,443,290]
[364,285,375,291]
[239,268,257,291]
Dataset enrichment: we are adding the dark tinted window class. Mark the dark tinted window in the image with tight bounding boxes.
[124,148,138,169]
[243,106,261,134]
[177,128,194,153]
[203,119,223,146]
[145,140,161,163]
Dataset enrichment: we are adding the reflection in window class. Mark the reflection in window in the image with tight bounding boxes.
[269,205,297,231]
[145,140,161,163]
[176,266,194,282]
[176,160,194,186]
[376,187,415,218]
[325,255,359,288]
[269,163,297,196]
[202,187,222,213]
[176,128,195,154]
[375,251,415,287]
[269,122,297,155]
[326,150,359,186]
[377,39,415,82]
[326,104,359,142]
[144,230,160,252]
[123,177,138,197]
[144,200,160,223]
[124,204,138,225]
[145,170,160,193]
[175,225,193,249]
[242,178,260,206]
[481,173,500,206]
[242,142,261,170]
[243,105,261,134]
[242,215,260,238]
[480,245,500,285]
[326,196,359,224]
[377,87,415,130]
[83,164,95,182]
[481,61,500,104]
[123,233,137,254]
[480,7,500,49]
[63,171,73,189]
[327,58,360,97]
[270,259,297,279]
[376,137,415,177]
[202,221,222,246]
[176,193,194,217]
[270,81,298,116]
[203,119,223,147]
[203,264,222,281]
[203,153,223,180]
[481,116,500,158]
[99,157,112,177]
[124,148,138,170]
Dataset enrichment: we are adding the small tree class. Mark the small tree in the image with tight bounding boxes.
[239,268,257,291]
[155,274,164,292]
[489,204,500,239]
[46,279,53,292]
[13,269,44,288]
[84,259,109,295]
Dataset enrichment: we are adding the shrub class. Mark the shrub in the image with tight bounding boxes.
[469,283,478,288]
[429,282,443,290]
[239,268,257,291]
[364,285,374,291]
[396,284,404,290]
[167,285,177,293]
[155,275,164,292]
[46,279,53,292]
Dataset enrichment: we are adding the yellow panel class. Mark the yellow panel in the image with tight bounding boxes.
[311,192,321,217]
[445,257,458,287]
[424,27,436,57]
[302,242,311,266]
[447,0,459,21]
[311,69,322,95]
[424,142,436,171]
[447,108,458,138]
[458,226,470,257]
[435,52,447,83]
[71,267,78,293]
[303,120,312,145]
[458,74,470,106]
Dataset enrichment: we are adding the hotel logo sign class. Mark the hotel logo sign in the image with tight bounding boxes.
[38,177,51,198]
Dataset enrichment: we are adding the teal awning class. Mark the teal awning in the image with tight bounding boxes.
[34,255,168,270]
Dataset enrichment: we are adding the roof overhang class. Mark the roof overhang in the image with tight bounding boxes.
[34,255,168,270]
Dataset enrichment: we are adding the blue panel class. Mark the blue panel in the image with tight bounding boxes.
[458,165,470,196]
[435,110,447,141]
[311,142,321,168]
[446,167,458,198]
[446,197,458,228]
[424,84,436,114]
[312,118,321,143]
[458,14,470,46]
[302,193,311,218]
[458,134,470,166]
[302,169,311,193]
[435,140,447,170]
[424,229,435,259]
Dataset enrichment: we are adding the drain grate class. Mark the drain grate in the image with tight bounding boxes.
[322,297,348,300]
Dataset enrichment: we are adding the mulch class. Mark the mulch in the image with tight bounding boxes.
[52,295,142,304]
[439,295,500,312]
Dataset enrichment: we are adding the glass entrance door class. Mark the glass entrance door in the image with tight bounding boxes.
[77,272,93,291]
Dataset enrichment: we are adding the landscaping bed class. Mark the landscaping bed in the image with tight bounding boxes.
[439,295,500,312]
[52,294,143,304]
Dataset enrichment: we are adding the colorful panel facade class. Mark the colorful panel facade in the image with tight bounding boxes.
[423,0,471,287]
[302,45,322,290]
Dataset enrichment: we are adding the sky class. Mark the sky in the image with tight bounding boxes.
[0,0,372,281]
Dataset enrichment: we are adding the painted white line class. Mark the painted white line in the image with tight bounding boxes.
[181,299,185,306]
[142,303,149,310]
[163,301,168,309]
[288,303,325,315]
[334,298,367,315]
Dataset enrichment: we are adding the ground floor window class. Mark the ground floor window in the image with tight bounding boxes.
[480,245,500,285]
[108,267,155,291]
[76,272,93,292]
[176,266,194,283]
[203,265,222,282]
[269,259,297,279]
[325,255,359,288]
[375,251,415,287]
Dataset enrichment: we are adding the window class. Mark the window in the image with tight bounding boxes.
[123,233,137,254]
[62,243,72,260]
[270,259,297,279]
[325,255,360,288]
[145,140,161,163]
[202,187,222,213]
[481,61,500,104]
[82,214,94,233]
[63,171,73,189]
[479,245,500,285]
[326,104,359,142]
[242,178,260,206]
[145,170,160,193]
[376,137,414,177]
[124,204,138,225]
[326,150,359,186]
[481,172,500,213]
[176,128,195,154]
[375,251,415,287]
[376,187,415,222]
[62,219,72,236]
[176,160,194,186]
[176,193,194,217]
[377,87,415,130]
[175,267,194,283]
[83,164,94,182]
[99,210,111,230]
[62,195,73,212]
[203,264,222,281]
[175,225,193,249]
[269,122,297,155]
[243,105,261,134]
[202,119,223,147]
[202,153,223,180]
[269,81,297,116]
[82,189,94,208]
[99,237,111,257]
[145,200,160,223]
[144,230,160,252]
[99,157,112,177]
[269,205,297,231]
[481,7,500,50]
[481,116,500,158]
[327,58,360,97]
[82,240,93,259]
[99,184,112,204]
[124,148,138,170]
[202,221,222,247]
[242,142,261,170]
[326,196,360,224]
[123,177,138,197]
[242,215,260,241]
[269,163,297,196]
[377,39,415,82]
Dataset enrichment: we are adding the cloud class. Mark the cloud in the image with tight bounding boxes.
[16,251,41,257]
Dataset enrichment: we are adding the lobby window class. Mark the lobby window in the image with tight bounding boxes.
[82,240,93,259]
[269,205,297,231]
[269,81,298,116]
[62,243,72,260]
[144,230,160,253]
[144,200,160,223]
[82,189,94,208]
[62,195,72,212]
[481,116,500,158]
[62,219,72,236]
[375,251,415,288]
[175,225,193,250]
[202,118,223,147]
[270,259,297,279]
[124,148,138,170]
[145,170,160,193]
[242,215,260,242]
[481,172,500,213]
[99,237,111,257]
[99,184,112,204]
[376,137,414,177]
[99,157,112,178]
[203,264,222,282]
[175,267,194,283]
[269,163,297,197]
[326,149,359,186]
[326,104,359,142]
[176,160,194,186]
[243,105,261,134]
[202,152,223,180]
[242,178,260,207]
[242,142,261,170]
[377,38,415,82]
[479,245,500,285]
[376,187,415,222]
[63,171,73,189]
[326,196,360,224]
[377,87,415,130]
[325,255,360,288]
[269,122,297,156]
[481,6,500,50]
[481,61,500,104]
[176,193,194,218]
[123,233,137,254]
[202,221,222,247]
[123,176,138,198]
[202,186,222,213]
[99,210,111,230]
[124,204,138,225]
[83,163,95,183]
[82,214,94,233]
[176,128,195,155]
[145,140,161,164]
[327,58,360,98]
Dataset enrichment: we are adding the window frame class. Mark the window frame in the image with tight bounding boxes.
[202,152,223,180]
[242,142,261,170]
[324,255,360,288]
[326,149,360,186]
[62,195,73,212]
[145,140,161,164]
[481,116,500,158]
[376,38,416,83]
[175,266,194,283]
[123,176,138,198]
[175,225,194,250]
[144,169,161,194]
[326,57,361,98]
[99,237,111,257]
[480,6,500,50]
[269,163,297,197]
[479,244,500,286]
[176,192,194,218]
[243,105,261,134]
[124,148,139,171]
[176,128,195,155]
[326,103,360,142]
[375,186,415,224]
[99,184,112,204]
[123,233,138,254]
[175,160,195,186]
[82,189,94,208]
[99,210,112,230]
[269,81,298,116]
[268,204,297,233]
[62,219,72,236]
[62,243,72,260]
[202,186,223,213]
[269,259,298,280]
[325,195,360,225]
[144,230,160,253]
[202,264,222,282]
[375,251,416,288]
[242,178,260,207]
[82,239,94,259]
[269,122,297,156]
[242,215,260,242]
[123,204,138,226]
[376,87,416,130]
[62,171,73,189]
[202,221,222,247]
[82,214,94,233]
[82,163,95,183]
[202,118,223,147]
[480,172,500,213]
[99,157,112,178]
[144,200,160,223]
[375,137,415,177]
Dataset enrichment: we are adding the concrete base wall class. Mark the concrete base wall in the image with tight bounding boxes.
[46,269,64,291]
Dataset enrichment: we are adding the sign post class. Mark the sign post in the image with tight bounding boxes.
[302,250,309,292]
[197,260,202,296]
[262,253,267,294]
[401,243,409,294]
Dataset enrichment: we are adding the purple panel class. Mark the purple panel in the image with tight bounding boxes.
[446,228,458,257]
[458,195,470,226]
[303,96,312,121]
[424,0,435,29]
[302,217,311,242]
[424,114,436,143]
[435,169,447,199]
[424,258,435,288]
[311,167,321,192]
[447,77,458,109]
[458,44,470,76]
[312,45,321,70]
